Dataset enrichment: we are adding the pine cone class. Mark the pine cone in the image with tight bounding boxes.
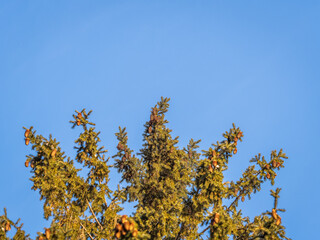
[116,223,122,232]
[45,228,51,239]
[115,231,121,239]
[117,143,124,151]
[214,213,220,224]
[124,221,130,231]
[51,149,57,158]
[24,129,30,138]
[272,209,278,220]
[129,222,134,231]
[5,222,10,231]
[212,160,218,168]
[132,229,138,237]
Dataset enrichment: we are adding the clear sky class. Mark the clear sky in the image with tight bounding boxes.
[1,1,319,239]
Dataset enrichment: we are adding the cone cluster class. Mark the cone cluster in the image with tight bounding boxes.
[114,215,138,239]
[24,128,30,145]
[76,112,82,126]
[117,142,131,163]
[272,160,281,168]
[233,132,242,155]
[149,108,160,124]
[117,142,125,151]
[208,150,220,172]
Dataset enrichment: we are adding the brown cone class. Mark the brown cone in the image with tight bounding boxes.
[117,143,124,151]
[124,221,130,231]
[272,209,278,220]
[116,223,123,232]
[5,222,11,231]
[121,215,128,223]
[51,149,57,158]
[115,231,121,239]
[129,222,134,231]
[25,160,29,168]
[45,228,51,239]
[233,148,237,154]
[214,213,220,224]
[212,160,218,168]
[132,229,138,237]
[24,129,30,138]
[276,216,281,226]
[25,138,30,145]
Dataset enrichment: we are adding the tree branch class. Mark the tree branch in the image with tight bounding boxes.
[86,200,103,230]
[80,222,94,240]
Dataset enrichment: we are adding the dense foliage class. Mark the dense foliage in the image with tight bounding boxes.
[1,98,290,240]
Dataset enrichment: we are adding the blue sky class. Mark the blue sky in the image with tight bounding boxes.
[1,1,319,239]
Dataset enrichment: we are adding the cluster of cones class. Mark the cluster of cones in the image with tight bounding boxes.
[24,128,31,145]
[117,143,131,160]
[232,131,242,154]
[76,112,82,126]
[271,160,281,169]
[148,108,160,133]
[115,215,138,239]
[208,150,219,173]
[264,160,280,180]
[272,209,281,226]
[2,221,11,232]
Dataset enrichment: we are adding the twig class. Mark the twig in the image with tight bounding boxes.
[80,222,94,240]
[227,170,262,211]
[87,200,103,230]
[104,195,118,212]
[198,225,210,236]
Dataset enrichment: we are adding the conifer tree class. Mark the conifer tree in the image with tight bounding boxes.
[1,97,290,240]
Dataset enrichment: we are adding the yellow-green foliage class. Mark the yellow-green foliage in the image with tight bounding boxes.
[1,98,290,240]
